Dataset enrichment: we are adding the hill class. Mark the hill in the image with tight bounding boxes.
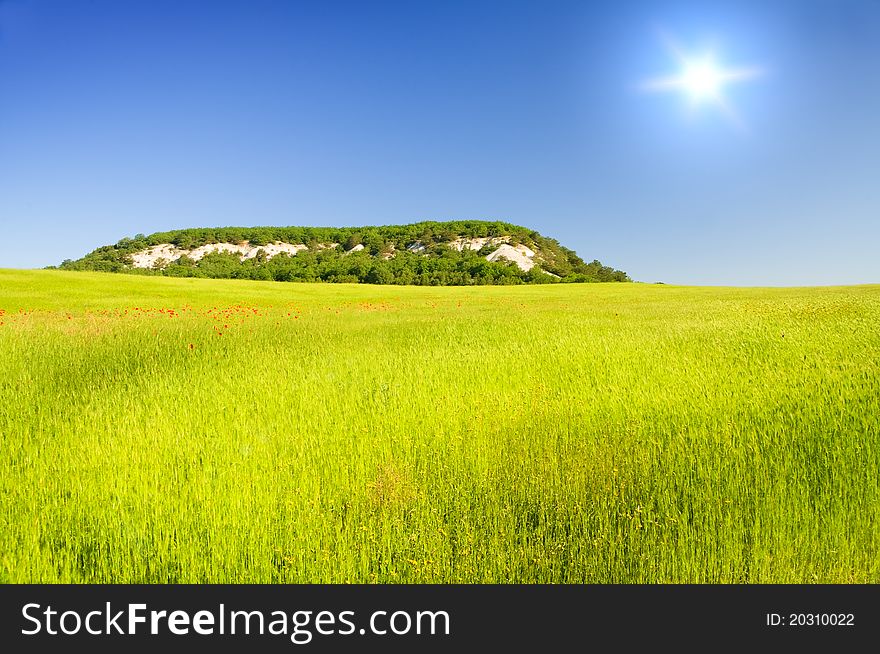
[55,220,630,285]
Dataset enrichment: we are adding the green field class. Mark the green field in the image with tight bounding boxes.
[1,269,878,583]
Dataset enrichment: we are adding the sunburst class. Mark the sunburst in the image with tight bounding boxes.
[641,32,763,129]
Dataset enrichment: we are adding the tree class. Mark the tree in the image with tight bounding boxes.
[366,264,394,285]
[343,233,363,251]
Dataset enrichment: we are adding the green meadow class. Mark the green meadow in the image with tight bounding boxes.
[1,269,878,583]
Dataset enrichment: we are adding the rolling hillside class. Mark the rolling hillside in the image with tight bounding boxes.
[56,220,630,285]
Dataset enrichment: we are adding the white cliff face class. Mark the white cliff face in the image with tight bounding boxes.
[129,244,185,268]
[128,237,542,272]
[446,237,537,271]
[447,236,507,252]
[485,243,536,271]
[129,242,311,268]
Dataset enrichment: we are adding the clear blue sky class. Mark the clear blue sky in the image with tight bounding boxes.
[1,0,878,285]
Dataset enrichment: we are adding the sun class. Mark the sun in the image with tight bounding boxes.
[681,59,724,101]
[640,33,764,128]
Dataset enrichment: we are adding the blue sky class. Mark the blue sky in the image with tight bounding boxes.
[1,0,878,285]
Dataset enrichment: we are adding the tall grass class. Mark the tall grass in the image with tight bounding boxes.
[1,269,878,582]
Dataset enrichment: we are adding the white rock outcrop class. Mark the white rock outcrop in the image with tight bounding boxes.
[129,241,309,268]
[485,243,537,271]
[128,237,542,272]
[448,237,537,271]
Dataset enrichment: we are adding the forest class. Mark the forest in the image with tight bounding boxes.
[56,221,630,285]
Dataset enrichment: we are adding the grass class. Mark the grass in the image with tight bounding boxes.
[1,269,878,583]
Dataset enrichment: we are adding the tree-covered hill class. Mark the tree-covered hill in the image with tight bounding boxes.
[56,220,630,285]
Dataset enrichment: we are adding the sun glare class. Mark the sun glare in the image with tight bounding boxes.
[640,32,764,129]
[681,60,723,100]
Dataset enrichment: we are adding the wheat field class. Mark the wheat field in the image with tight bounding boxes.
[1,269,878,583]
